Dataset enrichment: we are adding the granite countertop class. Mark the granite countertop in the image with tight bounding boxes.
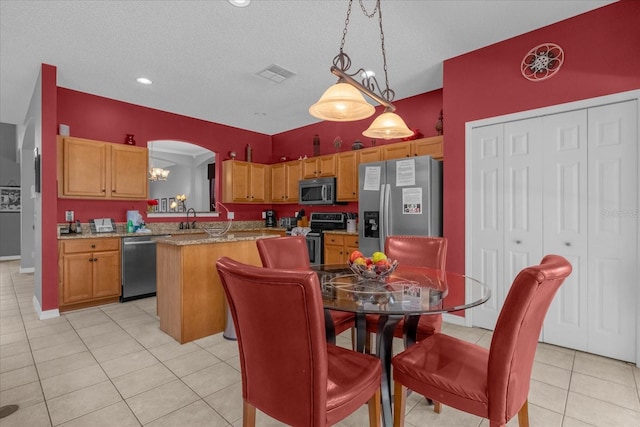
[155,232,279,246]
[58,221,287,240]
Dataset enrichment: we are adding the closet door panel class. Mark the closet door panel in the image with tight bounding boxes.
[587,101,637,362]
[503,119,543,290]
[470,124,504,330]
[542,110,589,350]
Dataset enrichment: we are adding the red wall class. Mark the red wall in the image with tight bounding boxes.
[56,88,273,223]
[443,0,640,274]
[42,64,59,311]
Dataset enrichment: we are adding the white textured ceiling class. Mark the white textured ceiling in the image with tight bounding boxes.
[0,0,613,135]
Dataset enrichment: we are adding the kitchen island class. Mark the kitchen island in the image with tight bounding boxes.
[156,232,279,344]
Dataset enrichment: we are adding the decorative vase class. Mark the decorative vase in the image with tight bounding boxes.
[125,134,136,145]
[313,134,321,157]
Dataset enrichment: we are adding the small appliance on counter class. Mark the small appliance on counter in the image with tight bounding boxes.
[89,218,117,233]
[279,217,297,230]
[265,209,277,227]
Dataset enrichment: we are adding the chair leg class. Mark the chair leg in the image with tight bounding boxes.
[434,401,442,414]
[243,400,256,427]
[351,327,356,351]
[393,381,406,427]
[517,400,529,427]
[368,388,382,427]
[365,331,372,354]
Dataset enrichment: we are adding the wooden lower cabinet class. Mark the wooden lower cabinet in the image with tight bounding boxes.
[156,238,265,344]
[324,233,359,265]
[58,238,121,312]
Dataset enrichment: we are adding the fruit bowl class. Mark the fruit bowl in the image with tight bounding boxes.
[348,259,398,280]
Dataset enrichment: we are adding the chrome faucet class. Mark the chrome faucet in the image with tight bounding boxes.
[185,208,196,230]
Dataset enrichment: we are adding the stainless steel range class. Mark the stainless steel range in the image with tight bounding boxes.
[286,212,347,266]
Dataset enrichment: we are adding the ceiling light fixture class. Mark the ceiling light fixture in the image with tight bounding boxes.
[228,0,250,8]
[309,0,413,140]
[136,77,152,85]
[148,144,170,181]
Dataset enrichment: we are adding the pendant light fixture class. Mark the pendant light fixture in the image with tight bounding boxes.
[309,0,413,140]
[148,144,170,181]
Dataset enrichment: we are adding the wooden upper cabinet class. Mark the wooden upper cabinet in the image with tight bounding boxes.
[411,136,443,160]
[302,155,336,178]
[335,151,358,201]
[358,146,382,164]
[223,160,270,203]
[58,136,148,200]
[110,144,149,199]
[381,143,412,160]
[271,160,301,203]
[380,136,443,161]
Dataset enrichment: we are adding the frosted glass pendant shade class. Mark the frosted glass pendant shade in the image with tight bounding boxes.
[309,83,375,121]
[362,111,414,140]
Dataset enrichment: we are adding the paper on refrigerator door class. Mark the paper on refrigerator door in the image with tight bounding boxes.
[402,187,423,214]
[363,166,381,191]
[395,159,416,186]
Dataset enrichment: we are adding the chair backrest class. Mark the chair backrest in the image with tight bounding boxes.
[384,235,447,270]
[256,235,310,269]
[216,257,328,426]
[487,254,572,423]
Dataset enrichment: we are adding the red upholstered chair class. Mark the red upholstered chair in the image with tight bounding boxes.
[216,257,382,427]
[365,236,448,352]
[392,255,572,427]
[256,236,356,338]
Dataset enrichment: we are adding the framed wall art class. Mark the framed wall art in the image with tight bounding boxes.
[161,198,168,213]
[0,187,21,212]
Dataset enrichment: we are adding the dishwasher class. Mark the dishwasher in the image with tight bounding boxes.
[121,235,169,302]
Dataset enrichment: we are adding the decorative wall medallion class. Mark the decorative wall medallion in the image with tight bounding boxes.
[521,43,564,81]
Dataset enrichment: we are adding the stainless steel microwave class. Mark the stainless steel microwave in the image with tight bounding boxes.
[299,177,337,206]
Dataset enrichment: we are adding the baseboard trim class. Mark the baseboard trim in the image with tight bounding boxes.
[33,295,60,320]
[19,267,35,274]
[0,255,20,261]
[443,312,468,327]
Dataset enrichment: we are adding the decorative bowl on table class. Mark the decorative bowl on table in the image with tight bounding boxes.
[348,259,398,280]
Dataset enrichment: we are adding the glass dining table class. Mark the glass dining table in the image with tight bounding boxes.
[311,264,491,427]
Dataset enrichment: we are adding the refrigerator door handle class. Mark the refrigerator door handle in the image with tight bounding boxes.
[378,184,385,251]
[382,183,391,250]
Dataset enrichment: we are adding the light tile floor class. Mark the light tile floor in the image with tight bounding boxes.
[1,260,639,426]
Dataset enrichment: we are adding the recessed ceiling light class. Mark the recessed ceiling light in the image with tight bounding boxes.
[136,77,152,85]
[228,0,250,7]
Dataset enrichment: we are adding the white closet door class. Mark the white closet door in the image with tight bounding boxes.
[503,118,543,292]
[542,110,589,351]
[586,100,637,362]
[470,124,504,330]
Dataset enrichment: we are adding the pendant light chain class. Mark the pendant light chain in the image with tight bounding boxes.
[310,0,413,139]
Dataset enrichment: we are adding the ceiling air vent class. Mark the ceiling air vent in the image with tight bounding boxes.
[257,64,296,83]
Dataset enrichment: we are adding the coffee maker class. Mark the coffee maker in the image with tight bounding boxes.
[265,210,276,227]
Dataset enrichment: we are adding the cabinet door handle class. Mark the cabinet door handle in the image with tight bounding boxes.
[91,244,96,248]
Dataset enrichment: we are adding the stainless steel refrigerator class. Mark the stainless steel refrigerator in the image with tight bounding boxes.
[358,155,442,255]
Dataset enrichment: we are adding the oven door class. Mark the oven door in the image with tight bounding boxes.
[287,231,323,266]
[305,232,323,266]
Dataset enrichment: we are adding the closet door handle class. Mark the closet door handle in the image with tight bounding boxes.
[565,242,571,246]
[515,240,522,244]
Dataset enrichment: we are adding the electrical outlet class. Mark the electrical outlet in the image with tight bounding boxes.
[227,212,235,220]
[261,211,266,219]
[65,211,74,222]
